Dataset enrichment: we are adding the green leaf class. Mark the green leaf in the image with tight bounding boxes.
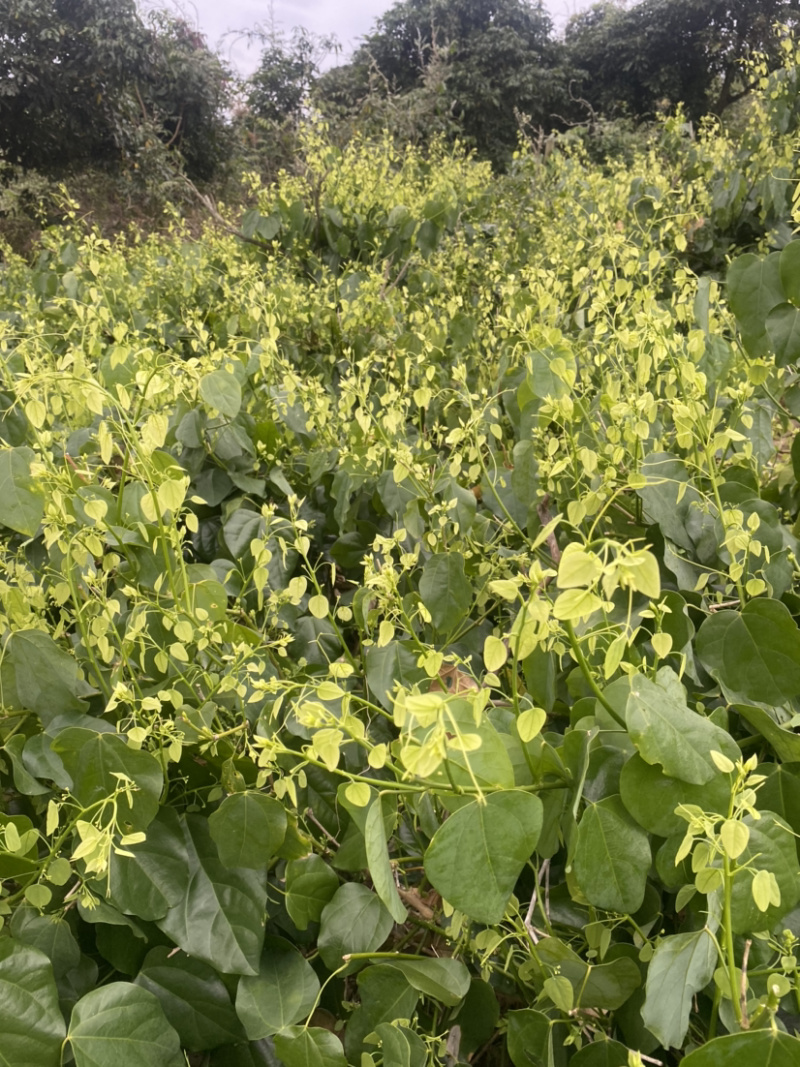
[134,947,245,1052]
[285,854,340,931]
[383,958,470,1006]
[200,370,242,419]
[506,1009,569,1067]
[619,754,731,837]
[727,251,784,355]
[569,1039,629,1066]
[156,814,267,975]
[681,1030,800,1066]
[373,1023,427,1067]
[641,928,717,1049]
[53,727,163,832]
[273,1027,346,1067]
[236,936,320,1039]
[0,941,65,1067]
[67,983,183,1067]
[343,965,420,1063]
[208,792,287,870]
[108,808,191,921]
[696,599,800,705]
[6,629,90,725]
[625,671,738,785]
[572,796,650,914]
[780,238,800,304]
[364,797,407,924]
[9,906,81,979]
[419,552,472,633]
[423,791,543,924]
[365,641,427,711]
[766,302,800,365]
[635,452,701,552]
[734,704,800,762]
[0,446,44,536]
[318,883,394,971]
[727,812,799,934]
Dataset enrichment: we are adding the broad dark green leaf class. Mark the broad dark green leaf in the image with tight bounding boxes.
[625,671,738,785]
[419,552,472,632]
[343,965,420,1063]
[734,704,800,762]
[0,446,44,535]
[506,1009,568,1067]
[134,947,245,1052]
[285,854,340,930]
[53,727,163,832]
[364,796,407,923]
[766,302,800,365]
[383,958,470,1006]
[365,641,427,711]
[109,807,191,921]
[641,929,716,1049]
[573,796,650,914]
[535,938,640,1011]
[759,764,800,834]
[273,1027,346,1067]
[318,883,394,970]
[6,629,90,725]
[728,811,799,934]
[67,983,183,1067]
[619,754,731,837]
[450,979,500,1057]
[9,906,81,979]
[0,941,65,1067]
[635,452,701,552]
[681,1030,800,1066]
[727,251,784,354]
[374,1023,427,1067]
[570,1040,629,1066]
[208,792,287,869]
[696,598,800,705]
[419,697,515,791]
[156,814,267,975]
[223,509,265,558]
[200,370,242,419]
[235,935,320,1039]
[424,791,542,924]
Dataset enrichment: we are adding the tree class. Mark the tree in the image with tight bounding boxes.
[314,0,565,168]
[564,0,800,123]
[247,26,338,125]
[0,0,231,180]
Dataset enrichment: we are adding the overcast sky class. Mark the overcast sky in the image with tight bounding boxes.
[144,0,593,75]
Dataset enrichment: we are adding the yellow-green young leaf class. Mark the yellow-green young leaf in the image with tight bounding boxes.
[483,635,508,672]
[308,595,329,620]
[488,579,520,601]
[4,822,21,852]
[694,867,723,894]
[752,869,773,912]
[84,498,108,523]
[25,399,46,429]
[543,975,574,1012]
[98,421,113,465]
[621,550,661,599]
[651,632,673,659]
[24,884,52,909]
[720,819,750,860]
[312,729,343,772]
[142,412,168,452]
[516,706,546,743]
[368,744,387,769]
[710,750,735,774]
[604,633,628,679]
[46,800,59,836]
[553,588,604,621]
[557,542,603,589]
[345,782,371,808]
[157,477,187,515]
[46,857,72,886]
[377,620,394,647]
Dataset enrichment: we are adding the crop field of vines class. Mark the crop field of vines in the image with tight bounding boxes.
[3,47,800,1067]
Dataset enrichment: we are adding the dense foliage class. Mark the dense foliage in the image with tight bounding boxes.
[3,36,800,1067]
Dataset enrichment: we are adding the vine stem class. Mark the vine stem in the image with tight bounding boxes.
[563,621,626,728]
